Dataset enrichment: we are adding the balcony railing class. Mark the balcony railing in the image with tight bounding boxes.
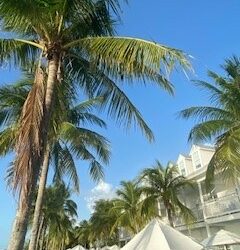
[203,192,240,218]
[174,192,240,227]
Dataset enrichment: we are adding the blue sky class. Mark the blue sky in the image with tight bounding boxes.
[1,0,240,248]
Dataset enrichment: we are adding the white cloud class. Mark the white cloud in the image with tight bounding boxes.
[85,181,116,213]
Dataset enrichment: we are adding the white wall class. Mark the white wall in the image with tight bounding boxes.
[199,148,215,167]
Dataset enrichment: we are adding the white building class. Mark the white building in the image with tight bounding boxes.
[170,144,240,247]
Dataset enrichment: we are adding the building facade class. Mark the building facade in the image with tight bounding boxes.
[171,144,240,249]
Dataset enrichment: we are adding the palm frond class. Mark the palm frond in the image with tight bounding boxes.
[60,122,110,164]
[0,126,17,155]
[206,128,240,190]
[178,106,232,122]
[64,0,115,37]
[0,39,42,67]
[65,54,155,141]
[175,200,196,225]
[188,120,233,142]
[52,143,80,193]
[89,160,104,182]
[65,36,191,89]
[12,68,45,200]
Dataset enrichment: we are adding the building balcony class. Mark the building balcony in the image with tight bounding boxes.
[203,191,240,219]
[174,191,240,228]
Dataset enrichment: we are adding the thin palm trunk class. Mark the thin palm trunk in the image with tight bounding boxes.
[8,182,36,250]
[166,206,174,227]
[39,222,46,250]
[36,215,44,249]
[8,55,59,250]
[28,145,50,250]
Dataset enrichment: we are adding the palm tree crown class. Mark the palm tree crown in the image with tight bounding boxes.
[111,181,155,234]
[139,161,195,227]
[180,56,240,187]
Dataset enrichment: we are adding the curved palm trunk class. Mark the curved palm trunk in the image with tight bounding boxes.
[36,215,44,248]
[8,188,35,250]
[166,207,174,227]
[39,222,46,250]
[28,145,50,250]
[8,55,60,250]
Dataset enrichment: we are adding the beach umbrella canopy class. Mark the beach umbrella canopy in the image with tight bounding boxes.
[71,245,87,250]
[201,229,240,248]
[101,245,120,250]
[121,219,202,250]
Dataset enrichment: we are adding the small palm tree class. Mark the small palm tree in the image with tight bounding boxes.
[31,183,78,250]
[179,56,240,188]
[111,181,155,235]
[139,161,195,227]
[90,199,119,247]
[73,220,92,249]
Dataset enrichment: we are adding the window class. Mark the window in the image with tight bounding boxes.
[178,161,186,176]
[193,151,201,169]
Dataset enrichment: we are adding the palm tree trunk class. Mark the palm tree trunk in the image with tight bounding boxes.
[28,145,50,250]
[43,54,60,131]
[36,215,44,249]
[166,207,174,227]
[8,185,35,250]
[8,55,60,250]
[39,222,46,250]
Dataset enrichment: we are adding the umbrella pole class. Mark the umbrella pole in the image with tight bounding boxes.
[224,245,227,250]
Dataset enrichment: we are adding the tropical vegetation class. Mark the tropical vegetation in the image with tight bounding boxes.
[180,56,240,188]
[28,183,77,250]
[0,76,110,250]
[139,161,195,226]
[68,165,195,248]
[111,181,156,234]
[0,0,191,249]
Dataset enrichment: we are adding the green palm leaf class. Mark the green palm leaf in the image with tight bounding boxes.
[180,56,240,187]
[65,36,191,86]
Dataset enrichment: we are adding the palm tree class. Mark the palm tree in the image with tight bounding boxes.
[139,161,195,227]
[111,181,155,235]
[30,183,78,250]
[179,56,240,189]
[72,220,92,249]
[0,1,191,248]
[90,199,119,246]
[0,79,110,249]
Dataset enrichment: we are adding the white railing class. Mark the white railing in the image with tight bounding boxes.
[174,192,240,226]
[203,192,240,218]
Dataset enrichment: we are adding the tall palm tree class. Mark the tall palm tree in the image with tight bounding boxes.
[179,56,240,188]
[0,1,191,249]
[139,161,195,227]
[0,79,110,250]
[111,181,155,235]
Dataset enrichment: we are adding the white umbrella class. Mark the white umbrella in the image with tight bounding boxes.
[71,245,87,250]
[121,218,203,250]
[101,246,120,250]
[109,246,120,250]
[201,229,240,249]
